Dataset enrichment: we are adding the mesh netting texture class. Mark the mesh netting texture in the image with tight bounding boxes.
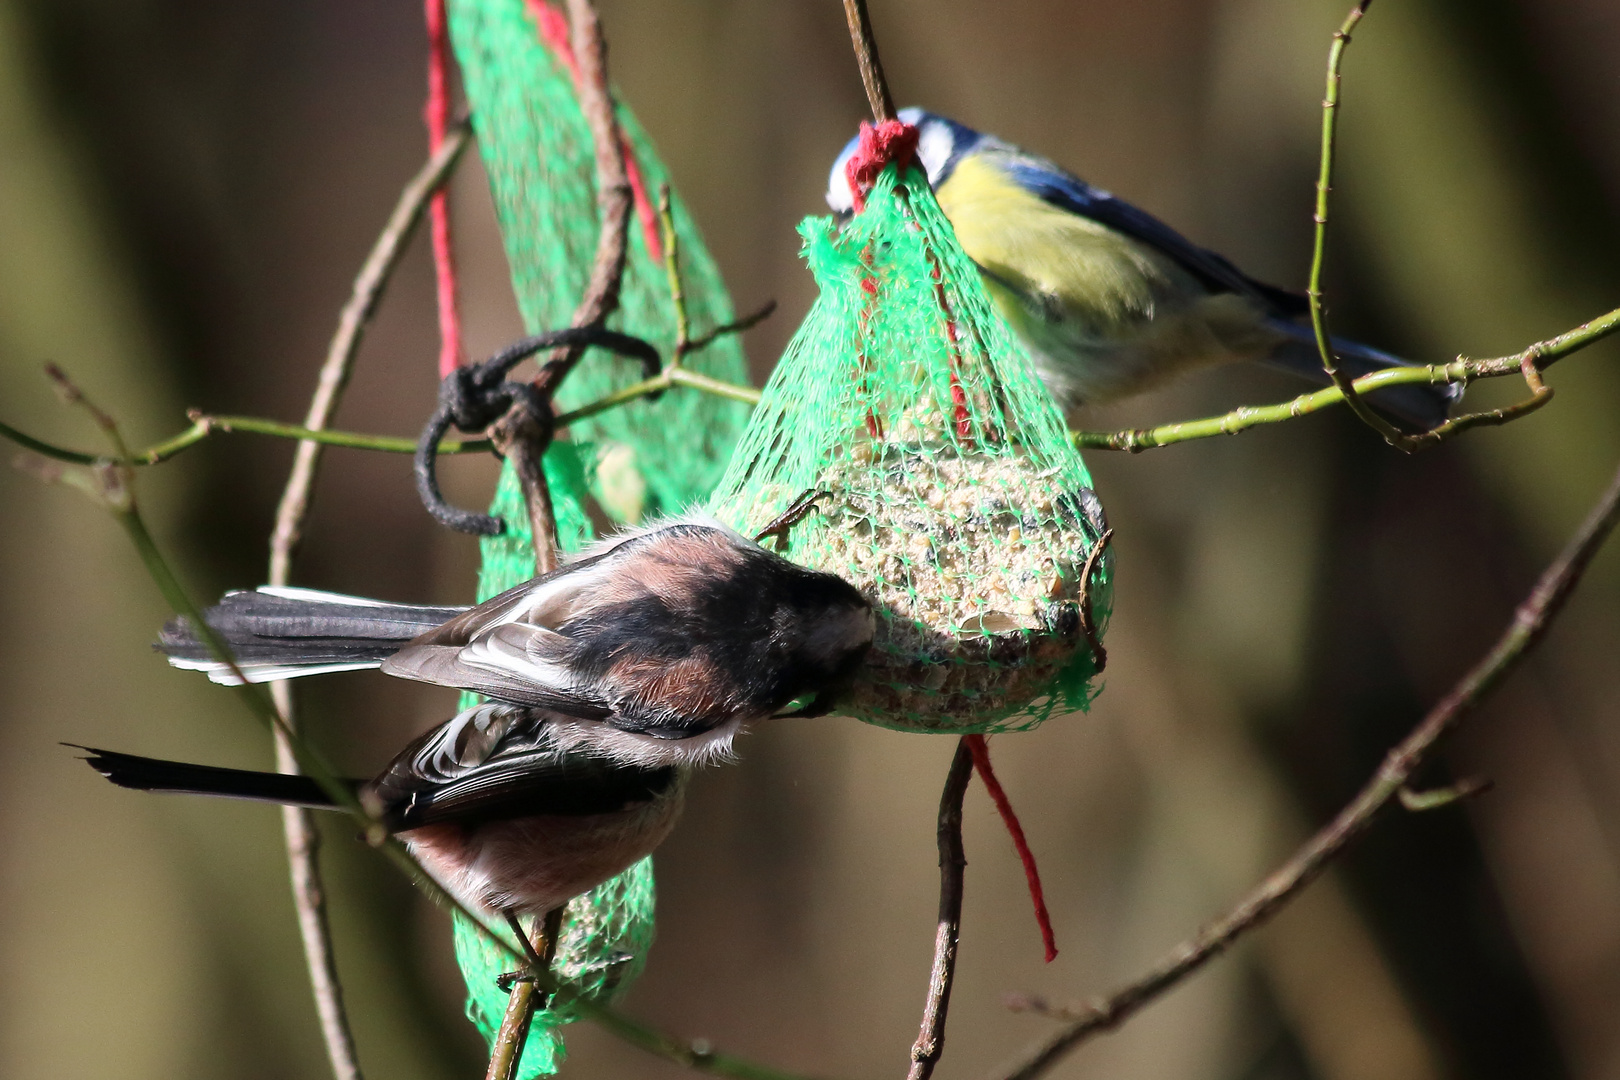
[452,444,656,1077]
[711,162,1111,734]
[444,0,756,1069]
[448,0,751,517]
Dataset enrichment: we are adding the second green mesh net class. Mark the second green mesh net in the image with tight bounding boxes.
[451,449,655,1079]
[444,0,752,1073]
[711,161,1111,734]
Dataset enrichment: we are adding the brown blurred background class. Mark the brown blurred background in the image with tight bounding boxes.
[3,0,1620,1077]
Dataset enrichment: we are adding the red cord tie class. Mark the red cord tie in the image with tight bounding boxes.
[965,734,1058,963]
[844,119,920,213]
[425,0,464,378]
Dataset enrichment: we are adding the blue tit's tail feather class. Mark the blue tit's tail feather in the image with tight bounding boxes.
[70,744,362,808]
[158,586,467,685]
[1260,319,1460,431]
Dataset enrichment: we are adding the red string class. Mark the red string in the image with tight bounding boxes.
[843,119,919,213]
[964,734,1058,962]
[528,0,580,81]
[858,263,883,439]
[949,372,971,442]
[425,0,464,378]
[525,0,663,263]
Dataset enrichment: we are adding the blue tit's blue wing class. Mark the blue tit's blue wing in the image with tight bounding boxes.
[997,151,1310,319]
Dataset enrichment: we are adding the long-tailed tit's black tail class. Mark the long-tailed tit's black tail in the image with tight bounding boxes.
[70,745,362,808]
[157,586,467,685]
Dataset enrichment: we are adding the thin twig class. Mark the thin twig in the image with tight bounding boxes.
[685,301,778,355]
[1075,529,1113,673]
[988,458,1620,1080]
[533,0,632,394]
[0,413,483,465]
[489,399,561,571]
[562,0,632,341]
[0,366,761,469]
[485,0,633,563]
[261,114,470,1080]
[840,0,896,122]
[207,414,491,454]
[1071,302,1620,452]
[908,740,974,1080]
[1398,777,1493,812]
[10,292,1606,466]
[658,184,691,359]
[1306,1,1410,448]
[1301,1,1562,454]
[487,908,567,1080]
[269,118,471,583]
[45,362,125,449]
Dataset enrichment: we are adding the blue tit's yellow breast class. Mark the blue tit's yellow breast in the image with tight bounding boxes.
[934,153,1191,337]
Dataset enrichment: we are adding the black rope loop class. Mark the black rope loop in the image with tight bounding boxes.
[415,327,662,536]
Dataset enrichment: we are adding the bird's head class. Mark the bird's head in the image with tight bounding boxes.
[825,107,983,215]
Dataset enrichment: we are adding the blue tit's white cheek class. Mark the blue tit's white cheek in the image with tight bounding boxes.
[826,145,858,213]
[914,119,956,186]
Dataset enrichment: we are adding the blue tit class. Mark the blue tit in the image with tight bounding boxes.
[827,108,1457,429]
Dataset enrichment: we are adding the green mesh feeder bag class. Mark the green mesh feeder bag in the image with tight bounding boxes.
[711,145,1111,734]
[448,0,751,519]
[450,445,656,1077]
[443,1,756,1071]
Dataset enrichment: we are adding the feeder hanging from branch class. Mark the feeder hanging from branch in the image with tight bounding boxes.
[711,149,1111,734]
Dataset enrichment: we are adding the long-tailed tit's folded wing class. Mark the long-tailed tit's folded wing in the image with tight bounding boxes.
[371,706,678,829]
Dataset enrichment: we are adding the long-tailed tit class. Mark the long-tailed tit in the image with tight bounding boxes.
[158,516,875,767]
[78,516,874,918]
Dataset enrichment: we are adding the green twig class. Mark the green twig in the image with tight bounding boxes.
[1074,302,1619,451]
[1398,777,1493,812]
[1307,1,1412,449]
[1,412,494,466]
[658,184,691,360]
[3,365,764,470]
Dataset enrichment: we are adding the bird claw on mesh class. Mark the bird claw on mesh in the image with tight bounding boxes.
[753,488,834,550]
[495,969,535,994]
[414,327,663,536]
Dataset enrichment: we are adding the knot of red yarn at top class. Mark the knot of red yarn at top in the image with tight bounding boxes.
[844,119,919,213]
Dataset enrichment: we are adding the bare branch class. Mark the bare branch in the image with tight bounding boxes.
[269,119,470,581]
[908,740,974,1080]
[479,0,634,572]
[840,0,896,122]
[487,909,566,1080]
[986,457,1620,1080]
[264,119,470,1080]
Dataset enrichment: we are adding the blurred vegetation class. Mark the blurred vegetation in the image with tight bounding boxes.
[2,1,1618,1079]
